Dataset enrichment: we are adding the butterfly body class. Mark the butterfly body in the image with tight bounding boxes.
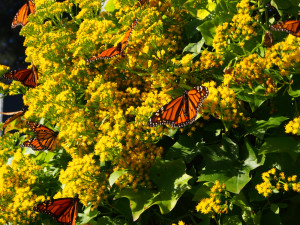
[20,121,58,151]
[11,0,35,28]
[87,19,138,62]
[3,66,38,88]
[271,20,300,37]
[33,194,79,225]
[148,86,209,128]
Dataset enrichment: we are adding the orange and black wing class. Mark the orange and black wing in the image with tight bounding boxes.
[11,0,36,28]
[87,19,138,62]
[3,66,38,88]
[20,138,45,151]
[33,194,79,225]
[148,86,209,128]
[271,20,300,37]
[20,121,58,151]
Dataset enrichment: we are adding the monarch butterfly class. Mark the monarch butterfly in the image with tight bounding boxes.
[148,86,209,128]
[11,0,36,28]
[33,194,79,225]
[20,121,58,151]
[87,19,138,62]
[2,66,38,88]
[1,109,26,133]
[271,20,300,37]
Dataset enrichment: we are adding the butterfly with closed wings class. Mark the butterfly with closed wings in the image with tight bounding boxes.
[33,194,79,225]
[20,121,58,151]
[148,86,209,128]
[11,0,36,28]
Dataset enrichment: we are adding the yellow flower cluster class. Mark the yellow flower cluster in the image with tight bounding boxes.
[213,0,257,53]
[200,81,249,128]
[58,154,106,208]
[196,181,229,215]
[285,117,300,135]
[256,168,300,197]
[0,149,42,224]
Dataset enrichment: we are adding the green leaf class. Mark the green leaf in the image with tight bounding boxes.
[116,159,192,221]
[183,38,205,58]
[109,170,128,186]
[78,204,99,224]
[165,135,199,163]
[270,204,280,214]
[197,20,217,46]
[105,0,116,12]
[247,116,289,138]
[260,136,300,159]
[197,137,264,193]
[236,85,271,112]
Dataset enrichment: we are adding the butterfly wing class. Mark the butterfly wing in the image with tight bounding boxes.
[33,195,79,225]
[2,111,25,130]
[21,122,58,151]
[20,138,45,151]
[87,19,138,62]
[271,20,300,36]
[3,66,38,88]
[11,0,36,28]
[119,19,138,54]
[148,86,209,128]
[87,45,122,62]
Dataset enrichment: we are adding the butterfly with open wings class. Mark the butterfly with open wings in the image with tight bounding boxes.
[148,86,209,128]
[271,20,300,37]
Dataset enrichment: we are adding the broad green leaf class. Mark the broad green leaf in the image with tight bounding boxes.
[116,188,160,221]
[109,170,128,186]
[197,137,263,193]
[165,135,199,163]
[105,0,116,12]
[236,85,271,112]
[116,159,192,220]
[260,136,300,159]
[183,38,205,57]
[247,116,289,138]
[78,204,100,224]
[197,20,217,46]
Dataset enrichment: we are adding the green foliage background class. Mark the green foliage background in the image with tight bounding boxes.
[1,0,300,224]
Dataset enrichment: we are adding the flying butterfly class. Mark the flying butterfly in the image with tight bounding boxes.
[271,20,300,37]
[87,19,138,62]
[20,121,58,151]
[33,194,79,225]
[11,0,36,28]
[148,86,209,128]
[2,66,38,88]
